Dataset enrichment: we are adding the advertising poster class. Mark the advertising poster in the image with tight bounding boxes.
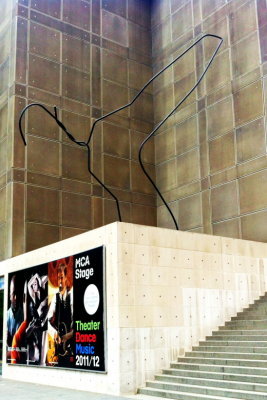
[6,246,106,372]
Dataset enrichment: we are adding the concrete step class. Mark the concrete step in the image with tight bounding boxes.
[199,340,267,347]
[219,323,267,330]
[144,380,267,400]
[177,356,267,367]
[185,351,267,360]
[232,315,267,321]
[207,333,267,340]
[254,296,267,303]
[245,305,267,312]
[154,374,267,393]
[162,368,267,384]
[170,361,267,375]
[138,387,243,400]
[242,307,263,313]
[236,310,267,317]
[213,329,267,335]
[252,302,267,307]
[193,345,267,353]
[251,296,267,304]
[224,320,267,329]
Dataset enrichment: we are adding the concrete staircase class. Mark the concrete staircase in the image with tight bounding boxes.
[138,293,267,399]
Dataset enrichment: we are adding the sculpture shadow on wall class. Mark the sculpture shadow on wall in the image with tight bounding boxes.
[19,34,223,231]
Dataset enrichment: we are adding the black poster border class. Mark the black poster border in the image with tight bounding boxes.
[6,245,107,374]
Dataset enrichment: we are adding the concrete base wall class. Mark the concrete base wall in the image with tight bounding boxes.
[1,222,267,395]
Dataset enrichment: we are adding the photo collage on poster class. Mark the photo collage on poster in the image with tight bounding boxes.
[6,246,106,372]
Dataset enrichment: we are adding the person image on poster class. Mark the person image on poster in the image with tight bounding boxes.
[10,281,28,364]
[9,270,48,365]
[7,275,23,347]
[28,273,48,319]
[47,257,74,366]
[25,273,48,364]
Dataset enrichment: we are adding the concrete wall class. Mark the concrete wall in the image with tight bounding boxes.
[0,0,156,261]
[0,0,17,260]
[152,0,267,241]
[0,0,267,263]
[1,222,267,394]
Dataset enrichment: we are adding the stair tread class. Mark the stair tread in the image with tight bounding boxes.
[165,368,267,378]
[214,333,267,335]
[207,339,267,341]
[227,319,267,321]
[146,380,267,394]
[155,374,267,387]
[197,345,267,348]
[181,356,267,360]
[206,337,267,340]
[189,350,267,355]
[213,330,267,332]
[172,361,267,370]
[201,341,267,344]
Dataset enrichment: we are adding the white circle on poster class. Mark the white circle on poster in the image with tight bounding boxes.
[84,284,100,315]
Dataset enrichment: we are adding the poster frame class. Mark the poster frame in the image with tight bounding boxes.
[5,245,107,374]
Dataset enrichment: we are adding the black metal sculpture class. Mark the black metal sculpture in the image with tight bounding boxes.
[19,34,223,230]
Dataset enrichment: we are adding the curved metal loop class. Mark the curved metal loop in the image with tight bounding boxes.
[18,103,122,222]
[138,34,223,230]
[87,34,223,230]
[19,34,222,228]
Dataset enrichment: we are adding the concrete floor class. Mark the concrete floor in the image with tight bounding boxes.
[0,376,139,400]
